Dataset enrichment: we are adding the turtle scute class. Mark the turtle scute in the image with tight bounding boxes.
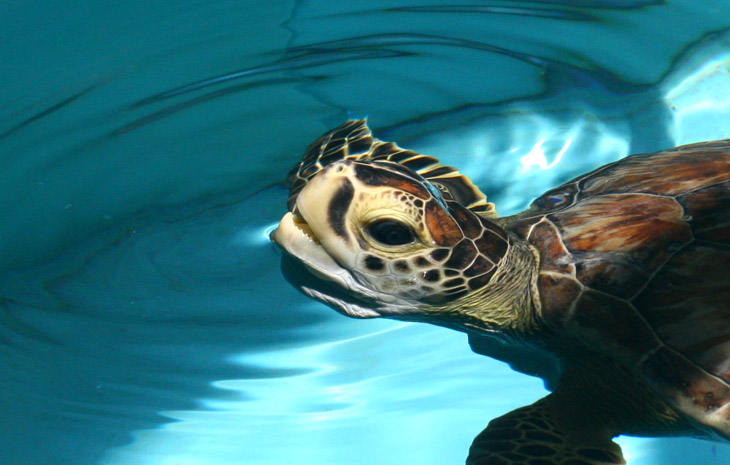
[506,139,730,437]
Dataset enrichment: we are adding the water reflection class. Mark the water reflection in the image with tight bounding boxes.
[411,111,630,214]
[665,42,730,144]
[1,1,730,464]
[102,324,546,465]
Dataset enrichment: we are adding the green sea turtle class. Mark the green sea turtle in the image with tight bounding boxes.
[272,119,730,465]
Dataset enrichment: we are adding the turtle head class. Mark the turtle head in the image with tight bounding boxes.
[273,153,510,320]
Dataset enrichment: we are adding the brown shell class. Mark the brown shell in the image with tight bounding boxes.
[287,119,496,215]
[506,139,730,434]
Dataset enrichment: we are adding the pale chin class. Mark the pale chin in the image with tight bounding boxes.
[300,286,381,318]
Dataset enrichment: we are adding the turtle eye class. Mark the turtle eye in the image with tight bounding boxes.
[366,219,416,246]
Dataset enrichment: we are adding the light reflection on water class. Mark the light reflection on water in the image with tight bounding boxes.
[102,323,546,465]
[410,110,630,215]
[2,1,730,465]
[665,49,730,144]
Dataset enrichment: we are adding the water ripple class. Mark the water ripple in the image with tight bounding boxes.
[130,30,552,114]
[2,2,730,465]
[388,4,598,21]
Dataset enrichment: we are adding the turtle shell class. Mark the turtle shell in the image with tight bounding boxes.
[506,139,730,437]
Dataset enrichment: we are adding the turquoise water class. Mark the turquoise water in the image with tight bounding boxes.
[2,1,730,464]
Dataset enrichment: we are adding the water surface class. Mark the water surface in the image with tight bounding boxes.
[2,1,730,464]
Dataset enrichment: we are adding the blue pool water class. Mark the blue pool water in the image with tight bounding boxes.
[2,1,730,464]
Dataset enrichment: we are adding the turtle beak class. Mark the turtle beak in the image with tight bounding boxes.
[272,211,319,251]
[271,210,344,281]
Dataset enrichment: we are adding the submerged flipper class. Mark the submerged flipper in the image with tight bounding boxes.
[286,119,496,216]
[467,394,625,465]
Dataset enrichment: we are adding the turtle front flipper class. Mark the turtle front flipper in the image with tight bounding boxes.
[467,394,625,465]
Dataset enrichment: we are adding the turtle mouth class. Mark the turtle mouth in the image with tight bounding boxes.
[273,206,426,319]
[271,209,340,283]
[271,209,383,318]
[290,207,320,245]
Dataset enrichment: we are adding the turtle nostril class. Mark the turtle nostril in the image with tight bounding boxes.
[323,160,350,175]
[337,160,354,169]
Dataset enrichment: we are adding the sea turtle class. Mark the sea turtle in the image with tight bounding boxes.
[271,119,730,465]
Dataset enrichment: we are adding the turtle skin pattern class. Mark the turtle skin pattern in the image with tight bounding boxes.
[505,139,730,435]
[468,397,625,465]
[276,121,730,462]
[287,119,495,215]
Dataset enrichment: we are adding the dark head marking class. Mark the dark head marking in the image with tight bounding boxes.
[353,162,431,199]
[328,178,354,239]
[364,255,385,271]
[430,248,449,261]
[423,269,440,282]
[393,260,410,272]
